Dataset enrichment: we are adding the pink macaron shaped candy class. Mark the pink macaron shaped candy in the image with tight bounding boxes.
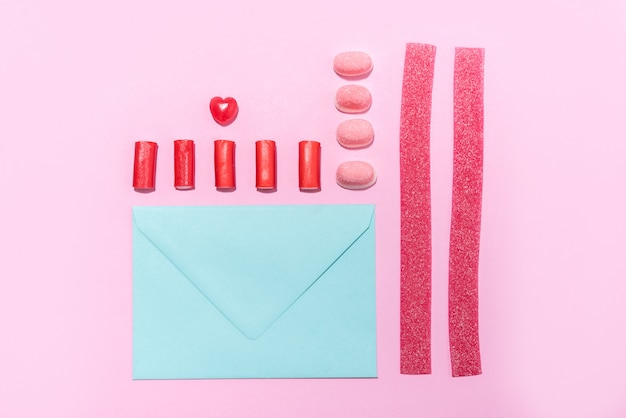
[336,161,377,190]
[333,51,373,78]
[336,119,374,149]
[335,85,372,113]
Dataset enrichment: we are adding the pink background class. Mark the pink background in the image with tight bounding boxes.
[1,0,625,416]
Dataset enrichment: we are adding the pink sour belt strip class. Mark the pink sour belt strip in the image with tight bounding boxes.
[400,43,436,375]
[449,47,485,377]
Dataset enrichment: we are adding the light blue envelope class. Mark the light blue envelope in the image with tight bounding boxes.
[132,204,377,379]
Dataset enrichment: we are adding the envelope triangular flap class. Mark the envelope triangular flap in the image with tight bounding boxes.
[133,204,374,340]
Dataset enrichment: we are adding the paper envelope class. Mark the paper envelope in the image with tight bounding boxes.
[132,204,377,379]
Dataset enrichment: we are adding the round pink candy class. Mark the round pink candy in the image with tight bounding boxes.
[333,51,373,78]
[335,85,372,114]
[336,161,377,190]
[336,119,374,149]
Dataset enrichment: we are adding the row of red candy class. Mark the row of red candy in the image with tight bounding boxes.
[132,140,322,191]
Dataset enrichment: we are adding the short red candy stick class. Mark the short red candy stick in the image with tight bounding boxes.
[133,141,158,190]
[255,140,276,190]
[449,47,484,377]
[299,141,321,191]
[400,43,436,375]
[174,139,195,190]
[214,140,236,189]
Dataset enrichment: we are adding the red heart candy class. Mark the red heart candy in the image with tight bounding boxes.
[210,96,238,125]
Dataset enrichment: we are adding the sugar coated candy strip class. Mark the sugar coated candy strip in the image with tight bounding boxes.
[400,43,436,375]
[449,47,484,377]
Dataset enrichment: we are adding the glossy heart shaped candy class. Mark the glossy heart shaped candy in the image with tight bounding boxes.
[210,96,238,125]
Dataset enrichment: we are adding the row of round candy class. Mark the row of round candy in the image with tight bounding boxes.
[333,51,377,190]
[132,139,322,191]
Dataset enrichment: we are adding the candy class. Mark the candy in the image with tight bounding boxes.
[335,161,376,190]
[133,141,158,190]
[298,141,321,191]
[210,96,238,125]
[333,51,373,78]
[449,47,484,377]
[399,43,436,375]
[255,140,276,190]
[214,140,236,189]
[335,85,372,114]
[336,119,374,149]
[174,139,195,190]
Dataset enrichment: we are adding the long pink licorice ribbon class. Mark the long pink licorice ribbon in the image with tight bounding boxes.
[449,47,484,377]
[400,43,436,375]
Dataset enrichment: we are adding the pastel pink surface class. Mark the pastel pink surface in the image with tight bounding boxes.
[1,1,626,417]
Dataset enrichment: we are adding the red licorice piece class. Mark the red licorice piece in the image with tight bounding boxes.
[449,47,484,377]
[298,141,321,191]
[174,139,195,190]
[255,140,276,190]
[133,141,158,190]
[400,43,436,375]
[214,140,236,189]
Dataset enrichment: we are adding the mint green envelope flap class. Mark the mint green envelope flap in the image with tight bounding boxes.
[132,204,377,379]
